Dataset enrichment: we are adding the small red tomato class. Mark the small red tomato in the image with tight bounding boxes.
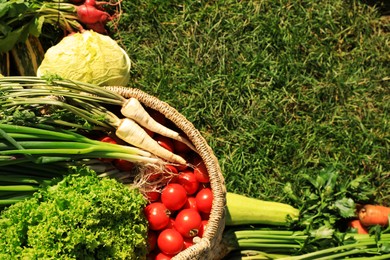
[183,237,194,249]
[143,127,155,137]
[174,209,202,238]
[200,211,210,220]
[182,197,197,210]
[114,159,135,171]
[166,218,175,229]
[155,135,175,152]
[147,230,158,252]
[145,190,160,202]
[198,220,208,238]
[155,252,173,260]
[99,136,117,144]
[149,110,167,125]
[161,184,188,211]
[98,136,117,162]
[193,158,210,183]
[178,171,199,195]
[165,165,179,174]
[173,139,192,153]
[157,229,184,255]
[144,202,171,231]
[195,188,213,214]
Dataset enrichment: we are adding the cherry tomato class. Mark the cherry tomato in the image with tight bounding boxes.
[144,189,160,202]
[183,237,194,249]
[193,158,210,183]
[144,202,171,230]
[182,197,197,210]
[113,159,135,171]
[155,252,173,260]
[174,209,202,238]
[157,229,184,255]
[147,230,158,252]
[143,127,155,137]
[173,139,192,153]
[149,109,167,125]
[165,165,179,175]
[198,220,208,238]
[178,171,199,195]
[161,184,188,211]
[200,211,210,220]
[98,136,117,162]
[166,218,175,229]
[99,136,117,144]
[155,135,175,152]
[195,188,213,214]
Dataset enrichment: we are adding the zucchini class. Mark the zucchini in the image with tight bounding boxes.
[225,192,299,226]
[11,36,45,76]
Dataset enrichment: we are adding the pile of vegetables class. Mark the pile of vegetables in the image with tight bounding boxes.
[1,2,389,259]
[1,76,389,259]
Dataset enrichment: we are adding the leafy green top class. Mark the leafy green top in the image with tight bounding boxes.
[0,167,148,259]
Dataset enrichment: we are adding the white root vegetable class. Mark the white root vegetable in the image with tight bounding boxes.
[121,98,196,151]
[115,118,187,165]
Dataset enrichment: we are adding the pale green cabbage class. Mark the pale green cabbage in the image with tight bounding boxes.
[37,30,131,86]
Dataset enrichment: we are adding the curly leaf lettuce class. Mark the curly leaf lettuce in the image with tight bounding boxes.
[0,167,148,259]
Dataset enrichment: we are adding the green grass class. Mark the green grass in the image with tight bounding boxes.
[110,0,390,206]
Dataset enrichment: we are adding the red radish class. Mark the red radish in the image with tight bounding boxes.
[76,4,111,25]
[358,204,390,227]
[85,0,96,5]
[85,21,107,34]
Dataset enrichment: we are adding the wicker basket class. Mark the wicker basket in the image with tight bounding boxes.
[106,87,227,260]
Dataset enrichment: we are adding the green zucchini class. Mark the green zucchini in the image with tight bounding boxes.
[225,192,299,226]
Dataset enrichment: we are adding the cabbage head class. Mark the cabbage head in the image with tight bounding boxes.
[37,30,131,86]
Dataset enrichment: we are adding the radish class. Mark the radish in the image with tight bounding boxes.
[76,4,111,25]
[85,21,107,34]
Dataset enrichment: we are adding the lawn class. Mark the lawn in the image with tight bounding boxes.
[109,0,390,208]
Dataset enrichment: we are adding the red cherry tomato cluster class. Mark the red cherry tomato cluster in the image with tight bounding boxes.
[97,111,214,259]
[144,159,213,259]
[142,115,213,259]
